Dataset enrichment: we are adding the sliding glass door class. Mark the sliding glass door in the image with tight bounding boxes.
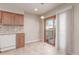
[45,17,56,46]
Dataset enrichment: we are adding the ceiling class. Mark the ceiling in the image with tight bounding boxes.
[0,3,63,15]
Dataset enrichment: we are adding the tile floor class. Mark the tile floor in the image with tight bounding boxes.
[0,42,65,55]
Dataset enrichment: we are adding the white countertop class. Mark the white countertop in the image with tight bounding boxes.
[0,32,24,35]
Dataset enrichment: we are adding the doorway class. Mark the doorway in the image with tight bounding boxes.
[44,16,56,46]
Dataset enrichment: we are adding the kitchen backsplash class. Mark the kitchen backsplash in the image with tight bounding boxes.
[0,25,24,34]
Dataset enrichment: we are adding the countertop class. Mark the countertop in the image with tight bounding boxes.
[0,33,24,35]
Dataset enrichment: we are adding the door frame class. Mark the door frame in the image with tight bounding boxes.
[44,15,56,45]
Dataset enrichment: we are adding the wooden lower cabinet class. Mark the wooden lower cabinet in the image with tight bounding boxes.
[16,33,25,49]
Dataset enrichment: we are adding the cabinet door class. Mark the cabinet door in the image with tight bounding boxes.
[10,13,15,25]
[15,14,24,26]
[2,12,11,25]
[2,12,15,25]
[0,35,16,49]
[19,15,24,25]
[16,33,25,48]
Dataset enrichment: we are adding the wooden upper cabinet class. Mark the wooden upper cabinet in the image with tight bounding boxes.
[2,12,10,25]
[1,11,24,26]
[15,14,24,26]
[2,11,15,25]
[10,13,15,25]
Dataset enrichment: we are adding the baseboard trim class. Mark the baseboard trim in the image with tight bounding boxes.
[25,40,40,44]
[72,52,79,55]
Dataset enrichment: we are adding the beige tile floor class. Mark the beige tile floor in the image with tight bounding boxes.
[0,42,65,55]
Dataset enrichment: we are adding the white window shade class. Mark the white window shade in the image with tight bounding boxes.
[57,8,73,54]
[58,12,67,50]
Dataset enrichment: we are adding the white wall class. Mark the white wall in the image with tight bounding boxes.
[73,4,79,54]
[24,12,40,44]
[40,19,44,42]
